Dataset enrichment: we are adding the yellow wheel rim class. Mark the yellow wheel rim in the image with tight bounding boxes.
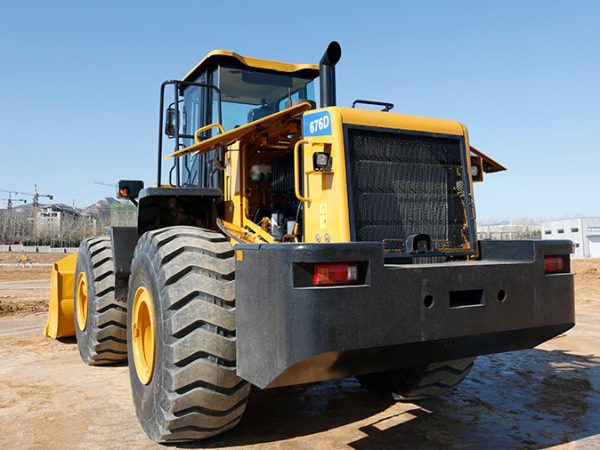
[76,272,88,331]
[132,286,156,385]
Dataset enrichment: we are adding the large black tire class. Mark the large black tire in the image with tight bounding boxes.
[357,357,475,401]
[127,226,250,443]
[74,237,128,365]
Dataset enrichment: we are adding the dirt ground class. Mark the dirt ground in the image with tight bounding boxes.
[0,267,52,317]
[0,251,64,316]
[0,255,598,449]
[0,251,67,265]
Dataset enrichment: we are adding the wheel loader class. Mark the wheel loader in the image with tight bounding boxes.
[45,42,575,443]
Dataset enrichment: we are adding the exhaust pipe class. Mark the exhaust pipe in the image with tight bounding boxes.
[319,41,342,108]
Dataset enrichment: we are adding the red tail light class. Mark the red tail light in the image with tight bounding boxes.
[544,255,566,274]
[313,263,359,286]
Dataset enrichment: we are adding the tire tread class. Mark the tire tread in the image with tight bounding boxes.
[358,357,475,401]
[75,237,127,365]
[129,226,248,442]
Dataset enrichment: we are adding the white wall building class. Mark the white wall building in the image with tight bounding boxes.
[36,205,96,238]
[478,223,541,241]
[541,217,600,259]
[37,206,62,235]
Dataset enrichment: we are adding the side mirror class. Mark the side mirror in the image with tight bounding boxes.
[165,107,178,138]
[117,180,144,199]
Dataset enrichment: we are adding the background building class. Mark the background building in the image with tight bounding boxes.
[478,223,541,241]
[541,218,600,259]
[36,205,97,246]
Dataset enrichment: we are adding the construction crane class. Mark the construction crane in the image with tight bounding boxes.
[0,185,54,211]
[0,192,27,209]
[0,185,54,231]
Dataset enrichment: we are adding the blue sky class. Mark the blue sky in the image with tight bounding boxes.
[0,1,598,222]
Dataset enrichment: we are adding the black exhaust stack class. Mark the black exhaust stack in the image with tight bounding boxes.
[319,41,342,108]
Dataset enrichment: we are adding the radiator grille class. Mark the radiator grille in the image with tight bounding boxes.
[346,128,472,255]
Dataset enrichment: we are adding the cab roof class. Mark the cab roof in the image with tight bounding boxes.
[182,50,320,82]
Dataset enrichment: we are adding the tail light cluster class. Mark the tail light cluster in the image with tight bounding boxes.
[313,263,359,286]
[544,255,569,274]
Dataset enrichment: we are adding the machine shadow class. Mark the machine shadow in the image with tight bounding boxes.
[348,348,600,449]
[180,348,599,449]
[181,377,394,448]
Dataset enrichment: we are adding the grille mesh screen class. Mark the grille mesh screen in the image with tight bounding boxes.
[347,128,472,254]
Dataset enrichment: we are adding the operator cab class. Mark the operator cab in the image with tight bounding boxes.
[172,51,318,187]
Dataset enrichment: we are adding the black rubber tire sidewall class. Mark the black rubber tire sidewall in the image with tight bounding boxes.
[127,239,166,442]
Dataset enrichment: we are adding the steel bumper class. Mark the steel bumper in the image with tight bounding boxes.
[235,240,574,388]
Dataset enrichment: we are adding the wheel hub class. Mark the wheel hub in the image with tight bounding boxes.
[132,286,156,384]
[76,272,88,331]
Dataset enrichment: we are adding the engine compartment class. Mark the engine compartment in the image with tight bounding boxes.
[246,150,302,242]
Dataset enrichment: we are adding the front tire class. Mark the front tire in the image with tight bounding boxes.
[74,236,127,365]
[357,357,475,401]
[127,226,250,443]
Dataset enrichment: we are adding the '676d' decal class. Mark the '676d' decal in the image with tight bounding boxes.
[303,111,331,137]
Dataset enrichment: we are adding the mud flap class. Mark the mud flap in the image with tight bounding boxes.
[44,252,78,339]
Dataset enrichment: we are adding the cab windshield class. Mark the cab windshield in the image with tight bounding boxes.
[181,66,315,187]
[217,66,315,130]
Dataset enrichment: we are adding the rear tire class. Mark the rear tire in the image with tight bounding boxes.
[357,357,475,401]
[74,236,128,365]
[127,226,250,443]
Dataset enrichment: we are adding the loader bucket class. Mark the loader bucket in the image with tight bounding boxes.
[44,252,78,339]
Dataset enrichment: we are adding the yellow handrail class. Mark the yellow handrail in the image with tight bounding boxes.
[194,123,225,144]
[294,139,311,203]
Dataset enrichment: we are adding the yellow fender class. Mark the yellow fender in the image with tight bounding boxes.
[44,252,78,339]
